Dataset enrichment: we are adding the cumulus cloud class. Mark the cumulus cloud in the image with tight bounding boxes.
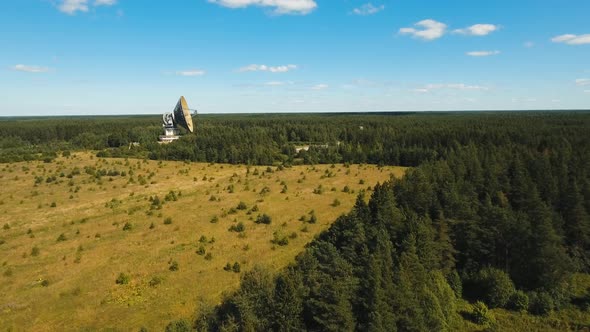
[208,0,317,15]
[57,0,116,14]
[239,64,297,73]
[311,84,329,90]
[576,78,590,86]
[454,24,499,36]
[466,50,500,57]
[176,70,206,76]
[551,34,590,45]
[412,83,489,93]
[11,64,51,73]
[399,19,447,41]
[58,0,89,14]
[352,3,385,16]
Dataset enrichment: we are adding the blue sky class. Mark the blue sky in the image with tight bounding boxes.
[0,0,589,115]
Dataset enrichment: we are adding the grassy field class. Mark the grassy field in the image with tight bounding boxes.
[0,153,406,331]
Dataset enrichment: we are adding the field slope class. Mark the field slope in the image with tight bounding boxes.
[0,153,405,330]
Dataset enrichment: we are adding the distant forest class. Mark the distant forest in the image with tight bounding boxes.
[1,112,590,330]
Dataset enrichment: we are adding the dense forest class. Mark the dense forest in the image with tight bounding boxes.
[1,112,589,330]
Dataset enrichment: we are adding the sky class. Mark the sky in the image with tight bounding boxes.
[0,0,589,115]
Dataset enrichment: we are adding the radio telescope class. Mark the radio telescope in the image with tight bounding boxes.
[159,96,196,143]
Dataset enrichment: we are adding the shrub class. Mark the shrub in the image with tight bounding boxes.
[528,291,554,315]
[331,199,341,207]
[165,319,191,332]
[236,201,247,210]
[471,301,494,326]
[199,235,208,243]
[149,276,163,287]
[228,222,245,233]
[196,246,206,255]
[31,246,40,257]
[232,262,241,273]
[224,263,232,271]
[56,233,67,242]
[446,270,462,298]
[467,267,515,308]
[41,279,50,287]
[164,217,173,225]
[116,273,130,285]
[122,222,133,231]
[2,223,9,230]
[272,232,289,246]
[210,216,219,224]
[169,261,179,271]
[204,253,213,260]
[509,290,529,312]
[308,212,317,224]
[255,214,272,225]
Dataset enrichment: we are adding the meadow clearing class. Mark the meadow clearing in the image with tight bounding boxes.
[0,152,406,330]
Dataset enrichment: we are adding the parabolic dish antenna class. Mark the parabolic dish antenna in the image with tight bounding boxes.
[159,96,196,143]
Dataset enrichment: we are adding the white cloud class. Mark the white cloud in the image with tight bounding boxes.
[524,41,535,48]
[576,78,590,86]
[11,64,51,73]
[551,34,590,45]
[454,24,499,36]
[399,19,447,41]
[58,0,89,14]
[94,0,117,6]
[311,84,328,90]
[352,3,385,16]
[57,0,116,14]
[239,64,297,73]
[466,50,500,57]
[412,83,489,93]
[264,81,294,86]
[176,70,206,77]
[208,0,317,15]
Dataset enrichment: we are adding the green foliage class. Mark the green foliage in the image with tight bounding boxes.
[149,276,163,287]
[163,217,173,225]
[169,261,179,271]
[255,214,272,225]
[509,290,529,312]
[56,233,67,242]
[471,301,494,326]
[228,222,245,233]
[116,273,130,285]
[236,201,247,210]
[528,291,554,315]
[466,267,515,308]
[31,246,40,257]
[122,222,133,231]
[164,319,191,332]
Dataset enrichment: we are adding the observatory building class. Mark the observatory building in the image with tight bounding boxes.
[159,96,195,143]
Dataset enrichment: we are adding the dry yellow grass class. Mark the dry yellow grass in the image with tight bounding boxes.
[0,153,406,331]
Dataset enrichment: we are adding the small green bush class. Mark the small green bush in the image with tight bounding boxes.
[232,262,241,273]
[228,222,245,233]
[236,201,247,210]
[509,290,529,312]
[196,246,206,255]
[165,319,191,332]
[255,214,272,225]
[116,272,130,285]
[31,246,40,257]
[122,222,133,231]
[528,291,554,315]
[471,301,494,326]
[169,261,179,271]
[163,217,173,225]
[149,276,163,287]
[204,253,213,261]
[56,233,67,242]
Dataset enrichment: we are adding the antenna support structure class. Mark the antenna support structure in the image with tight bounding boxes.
[159,96,195,143]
